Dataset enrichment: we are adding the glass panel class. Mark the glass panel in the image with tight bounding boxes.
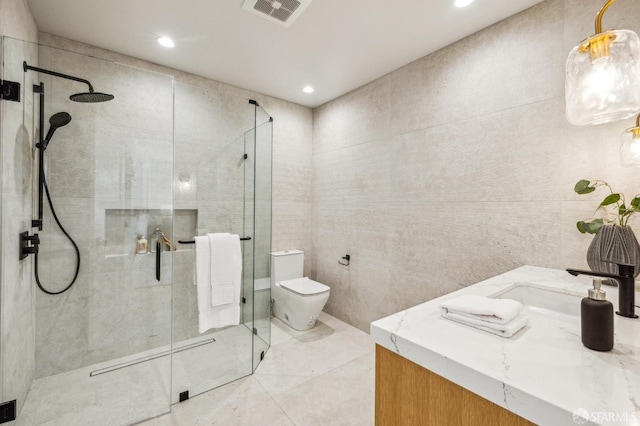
[2,38,174,424]
[253,105,273,371]
[0,35,39,423]
[171,82,254,402]
[244,120,256,350]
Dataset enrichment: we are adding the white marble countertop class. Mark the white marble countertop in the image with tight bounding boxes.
[370,266,640,426]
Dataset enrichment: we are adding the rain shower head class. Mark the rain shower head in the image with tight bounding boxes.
[38,112,72,150]
[70,91,115,103]
[23,61,115,103]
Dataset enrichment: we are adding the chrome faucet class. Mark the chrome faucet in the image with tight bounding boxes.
[566,263,637,318]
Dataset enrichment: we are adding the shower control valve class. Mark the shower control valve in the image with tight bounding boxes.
[19,231,40,260]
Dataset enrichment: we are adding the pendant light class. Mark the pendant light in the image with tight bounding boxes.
[565,0,640,126]
[620,114,640,166]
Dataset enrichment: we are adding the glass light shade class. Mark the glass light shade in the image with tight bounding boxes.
[566,30,640,126]
[620,128,640,166]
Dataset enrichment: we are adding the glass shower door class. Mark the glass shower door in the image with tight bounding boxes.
[5,39,175,425]
[171,83,255,402]
[250,104,273,371]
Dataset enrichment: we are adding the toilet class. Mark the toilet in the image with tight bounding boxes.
[270,250,330,330]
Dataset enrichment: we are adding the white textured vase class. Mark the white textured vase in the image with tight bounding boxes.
[586,225,640,285]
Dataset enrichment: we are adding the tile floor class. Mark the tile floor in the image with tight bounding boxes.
[140,312,375,426]
[18,326,257,425]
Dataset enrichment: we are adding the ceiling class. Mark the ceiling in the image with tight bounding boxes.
[27,0,543,108]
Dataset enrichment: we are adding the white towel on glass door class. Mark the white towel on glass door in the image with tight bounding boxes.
[194,235,241,333]
[440,294,523,324]
[208,233,241,307]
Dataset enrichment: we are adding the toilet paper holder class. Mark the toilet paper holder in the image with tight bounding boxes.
[338,254,350,266]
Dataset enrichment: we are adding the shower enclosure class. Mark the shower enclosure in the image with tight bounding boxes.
[0,36,272,424]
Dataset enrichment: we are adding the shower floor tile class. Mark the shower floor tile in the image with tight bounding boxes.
[18,325,253,425]
[141,312,374,426]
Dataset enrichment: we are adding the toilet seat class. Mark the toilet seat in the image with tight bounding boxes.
[279,277,329,296]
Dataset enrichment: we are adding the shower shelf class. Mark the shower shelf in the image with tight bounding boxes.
[104,208,197,257]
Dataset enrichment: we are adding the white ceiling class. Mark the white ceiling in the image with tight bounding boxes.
[27,0,543,108]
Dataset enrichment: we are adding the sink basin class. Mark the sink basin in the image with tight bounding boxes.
[492,283,582,318]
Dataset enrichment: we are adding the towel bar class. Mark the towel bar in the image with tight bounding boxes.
[178,237,251,244]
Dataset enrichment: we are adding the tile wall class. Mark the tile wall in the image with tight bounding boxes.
[311,0,640,331]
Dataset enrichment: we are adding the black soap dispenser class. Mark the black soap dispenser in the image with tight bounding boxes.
[581,278,614,352]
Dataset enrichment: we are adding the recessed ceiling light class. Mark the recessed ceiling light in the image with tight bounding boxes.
[303,86,314,93]
[455,0,474,7]
[157,37,175,48]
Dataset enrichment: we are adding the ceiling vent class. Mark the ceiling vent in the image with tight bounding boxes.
[242,0,312,28]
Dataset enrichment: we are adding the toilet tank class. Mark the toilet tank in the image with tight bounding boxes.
[271,250,304,283]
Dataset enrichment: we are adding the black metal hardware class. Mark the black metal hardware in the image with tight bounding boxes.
[249,99,259,106]
[178,237,251,244]
[24,61,95,92]
[34,82,45,231]
[156,241,161,282]
[20,231,39,260]
[24,61,114,103]
[244,153,248,159]
[338,254,350,266]
[242,297,246,304]
[269,117,273,122]
[567,264,638,319]
[253,327,258,335]
[179,391,189,402]
[0,80,20,102]
[260,351,265,361]
[0,400,16,423]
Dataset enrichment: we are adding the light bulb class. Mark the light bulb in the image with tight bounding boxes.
[620,128,640,166]
[566,29,640,126]
[580,59,617,106]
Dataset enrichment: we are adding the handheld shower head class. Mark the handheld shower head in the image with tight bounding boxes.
[38,112,72,150]
[49,111,72,128]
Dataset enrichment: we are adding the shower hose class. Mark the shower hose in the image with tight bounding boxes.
[34,175,81,295]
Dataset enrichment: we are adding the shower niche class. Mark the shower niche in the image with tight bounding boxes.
[103,208,197,257]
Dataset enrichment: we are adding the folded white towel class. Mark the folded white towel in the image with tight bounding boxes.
[194,235,241,333]
[208,233,241,307]
[442,311,529,338]
[440,295,523,324]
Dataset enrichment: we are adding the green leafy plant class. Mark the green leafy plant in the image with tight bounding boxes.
[574,180,640,234]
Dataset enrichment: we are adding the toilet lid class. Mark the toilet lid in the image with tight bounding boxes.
[279,277,330,296]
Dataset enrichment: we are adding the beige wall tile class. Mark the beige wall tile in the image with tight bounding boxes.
[389,0,564,136]
[313,75,391,155]
[0,0,38,42]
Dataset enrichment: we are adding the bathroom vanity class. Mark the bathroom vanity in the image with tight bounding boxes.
[371,266,640,426]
